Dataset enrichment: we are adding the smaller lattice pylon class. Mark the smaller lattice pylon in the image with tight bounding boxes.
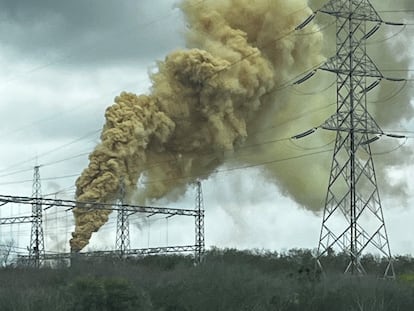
[194,181,205,264]
[28,165,45,268]
[115,179,130,257]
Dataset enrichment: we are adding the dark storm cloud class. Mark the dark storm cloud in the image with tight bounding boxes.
[0,0,185,66]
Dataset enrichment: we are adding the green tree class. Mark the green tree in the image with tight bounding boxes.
[65,277,152,311]
[67,277,106,311]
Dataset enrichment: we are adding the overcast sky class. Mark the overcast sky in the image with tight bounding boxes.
[0,0,413,257]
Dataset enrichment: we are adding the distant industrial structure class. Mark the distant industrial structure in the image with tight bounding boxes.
[0,166,205,266]
[0,0,411,278]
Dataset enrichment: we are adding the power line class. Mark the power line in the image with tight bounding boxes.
[378,10,414,13]
[0,150,92,179]
[0,109,410,190]
[249,102,336,137]
[0,7,325,180]
[141,149,333,186]
[0,0,210,87]
[290,79,336,96]
[1,2,412,143]
[184,6,325,85]
[143,125,323,171]
[43,186,76,198]
[0,64,338,185]
[1,3,412,194]
[40,152,91,168]
[0,77,150,141]
[0,174,79,186]
[0,167,34,179]
[0,3,215,143]
[366,24,407,46]
[381,69,414,72]
[0,129,100,173]
[372,137,409,155]
[369,80,409,104]
[294,20,336,36]
[0,36,328,177]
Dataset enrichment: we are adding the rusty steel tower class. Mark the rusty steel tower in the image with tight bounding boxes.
[306,0,404,277]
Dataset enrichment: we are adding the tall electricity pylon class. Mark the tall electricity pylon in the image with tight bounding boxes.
[115,179,130,257]
[194,181,205,264]
[29,165,45,268]
[315,0,396,277]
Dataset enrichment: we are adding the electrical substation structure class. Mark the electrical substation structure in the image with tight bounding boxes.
[195,181,205,264]
[0,168,205,266]
[2,0,409,277]
[115,179,130,257]
[294,0,408,277]
[28,166,45,268]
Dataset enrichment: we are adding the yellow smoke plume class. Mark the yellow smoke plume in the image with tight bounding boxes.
[72,0,414,251]
[70,0,413,251]
[70,0,323,251]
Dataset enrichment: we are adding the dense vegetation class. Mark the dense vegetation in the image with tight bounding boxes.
[0,248,413,310]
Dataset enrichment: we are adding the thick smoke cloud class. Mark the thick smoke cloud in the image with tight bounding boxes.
[71,0,413,251]
[251,0,414,208]
[70,0,324,251]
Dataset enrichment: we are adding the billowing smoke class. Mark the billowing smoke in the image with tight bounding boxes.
[70,0,413,251]
[240,0,414,209]
[367,0,414,203]
[70,0,323,251]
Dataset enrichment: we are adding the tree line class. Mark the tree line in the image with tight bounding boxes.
[0,248,413,310]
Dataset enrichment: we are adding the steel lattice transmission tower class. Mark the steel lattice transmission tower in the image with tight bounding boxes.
[316,0,395,277]
[29,165,45,268]
[194,181,205,264]
[115,180,130,257]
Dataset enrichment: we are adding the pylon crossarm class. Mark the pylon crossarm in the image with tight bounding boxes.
[18,245,199,261]
[322,115,383,136]
[0,216,33,225]
[0,195,199,217]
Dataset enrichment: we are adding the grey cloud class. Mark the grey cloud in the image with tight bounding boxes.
[399,0,414,9]
[0,0,185,67]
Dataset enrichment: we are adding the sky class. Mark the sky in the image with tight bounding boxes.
[0,0,413,258]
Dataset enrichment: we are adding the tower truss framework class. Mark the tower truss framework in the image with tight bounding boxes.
[28,166,45,268]
[195,181,205,264]
[0,186,205,265]
[115,180,130,256]
[315,0,395,277]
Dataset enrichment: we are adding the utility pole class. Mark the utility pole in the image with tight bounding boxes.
[314,0,397,277]
[115,179,130,257]
[194,181,205,264]
[29,165,45,268]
